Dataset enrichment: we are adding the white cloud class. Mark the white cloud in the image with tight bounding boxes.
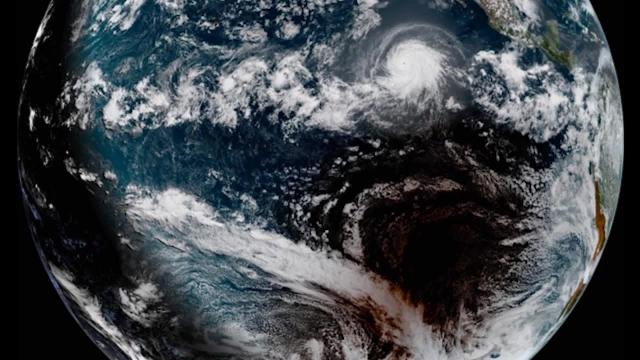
[50,265,150,360]
[124,186,450,358]
[471,46,573,142]
[61,62,108,129]
[107,0,147,31]
[279,21,300,40]
[119,281,163,327]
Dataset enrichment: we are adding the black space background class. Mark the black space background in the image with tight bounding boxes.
[15,1,628,359]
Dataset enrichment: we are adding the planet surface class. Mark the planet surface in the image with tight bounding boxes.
[18,0,623,359]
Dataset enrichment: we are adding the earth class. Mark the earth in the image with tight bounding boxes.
[18,0,623,359]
